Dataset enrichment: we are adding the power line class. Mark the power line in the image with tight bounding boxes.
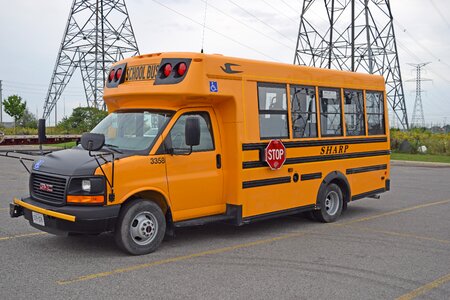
[394,19,450,70]
[150,0,280,61]
[279,0,299,12]
[2,80,81,89]
[3,88,83,97]
[260,0,298,23]
[430,0,450,28]
[200,0,293,50]
[227,0,296,44]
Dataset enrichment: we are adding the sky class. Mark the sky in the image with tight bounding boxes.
[0,0,449,127]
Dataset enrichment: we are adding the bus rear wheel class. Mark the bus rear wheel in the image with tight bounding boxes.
[313,183,343,223]
[114,200,166,255]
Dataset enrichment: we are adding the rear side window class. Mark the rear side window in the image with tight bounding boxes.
[319,88,342,136]
[290,85,317,138]
[366,91,385,135]
[344,89,365,136]
[258,83,288,139]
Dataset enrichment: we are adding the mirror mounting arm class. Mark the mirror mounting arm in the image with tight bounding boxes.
[89,150,116,202]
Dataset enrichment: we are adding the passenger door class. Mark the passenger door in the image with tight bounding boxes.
[163,109,224,221]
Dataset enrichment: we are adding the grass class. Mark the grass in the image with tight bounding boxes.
[391,152,450,164]
[48,141,77,148]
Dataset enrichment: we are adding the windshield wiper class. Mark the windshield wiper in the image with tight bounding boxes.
[103,144,123,154]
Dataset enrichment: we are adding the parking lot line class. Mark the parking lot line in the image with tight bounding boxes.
[337,199,450,226]
[0,208,9,211]
[56,198,450,285]
[0,232,46,241]
[346,225,450,244]
[396,273,450,300]
[57,231,310,285]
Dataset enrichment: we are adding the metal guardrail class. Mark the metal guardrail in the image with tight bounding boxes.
[0,134,81,146]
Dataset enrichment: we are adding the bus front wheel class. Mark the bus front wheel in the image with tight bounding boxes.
[114,200,166,255]
[313,183,343,223]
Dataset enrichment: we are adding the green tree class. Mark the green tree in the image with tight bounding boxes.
[18,108,38,129]
[58,107,108,133]
[3,95,26,134]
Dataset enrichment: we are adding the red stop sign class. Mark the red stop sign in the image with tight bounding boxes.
[265,140,286,170]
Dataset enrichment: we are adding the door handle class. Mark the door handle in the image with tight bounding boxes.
[216,154,222,169]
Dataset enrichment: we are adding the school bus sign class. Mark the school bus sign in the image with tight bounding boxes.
[265,140,286,170]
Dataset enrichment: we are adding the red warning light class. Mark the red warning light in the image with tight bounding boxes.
[177,62,187,76]
[108,69,115,82]
[163,64,172,77]
[115,68,123,81]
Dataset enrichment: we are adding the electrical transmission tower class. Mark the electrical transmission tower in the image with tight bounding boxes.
[43,0,139,120]
[294,0,409,129]
[407,63,431,128]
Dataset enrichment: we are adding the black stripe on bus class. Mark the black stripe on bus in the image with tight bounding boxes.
[301,172,322,181]
[346,164,387,175]
[243,176,291,189]
[242,150,390,169]
[351,188,386,201]
[242,137,387,151]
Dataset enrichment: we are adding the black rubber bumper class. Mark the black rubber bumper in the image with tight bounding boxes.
[17,197,121,235]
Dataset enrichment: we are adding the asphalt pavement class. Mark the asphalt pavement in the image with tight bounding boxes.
[0,157,449,299]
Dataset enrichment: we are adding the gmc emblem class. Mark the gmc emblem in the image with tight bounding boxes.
[39,183,53,192]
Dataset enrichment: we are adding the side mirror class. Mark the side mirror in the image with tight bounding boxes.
[185,117,200,147]
[80,133,105,151]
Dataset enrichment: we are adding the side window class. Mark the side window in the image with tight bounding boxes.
[290,85,317,138]
[344,89,365,136]
[366,91,385,135]
[319,88,343,136]
[167,112,214,152]
[258,83,288,139]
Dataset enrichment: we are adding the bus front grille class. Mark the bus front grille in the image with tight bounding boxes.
[31,173,67,205]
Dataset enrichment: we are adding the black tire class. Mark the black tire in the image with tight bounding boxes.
[313,183,343,223]
[114,200,166,255]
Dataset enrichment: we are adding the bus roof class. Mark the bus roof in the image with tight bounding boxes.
[104,52,385,110]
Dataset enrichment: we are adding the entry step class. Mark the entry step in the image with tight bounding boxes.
[174,214,234,228]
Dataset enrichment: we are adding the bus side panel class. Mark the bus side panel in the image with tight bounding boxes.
[96,155,170,206]
[211,79,246,207]
[240,140,390,218]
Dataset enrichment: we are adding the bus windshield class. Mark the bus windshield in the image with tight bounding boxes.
[91,110,173,151]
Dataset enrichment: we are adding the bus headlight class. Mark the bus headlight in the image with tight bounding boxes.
[81,179,91,192]
[67,177,106,204]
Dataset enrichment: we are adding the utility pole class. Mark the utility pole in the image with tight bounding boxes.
[294,0,409,129]
[406,63,431,128]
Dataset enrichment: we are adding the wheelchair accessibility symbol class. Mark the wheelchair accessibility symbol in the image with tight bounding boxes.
[209,81,218,92]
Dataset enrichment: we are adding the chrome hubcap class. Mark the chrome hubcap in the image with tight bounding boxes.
[325,191,339,216]
[129,211,158,245]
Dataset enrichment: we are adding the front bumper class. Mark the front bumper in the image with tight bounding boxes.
[10,197,120,235]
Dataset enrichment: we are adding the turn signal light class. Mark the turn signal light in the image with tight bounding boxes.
[67,195,104,204]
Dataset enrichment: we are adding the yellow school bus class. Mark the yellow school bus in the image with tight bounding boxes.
[11,52,390,255]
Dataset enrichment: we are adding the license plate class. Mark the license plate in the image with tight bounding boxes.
[32,211,45,226]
